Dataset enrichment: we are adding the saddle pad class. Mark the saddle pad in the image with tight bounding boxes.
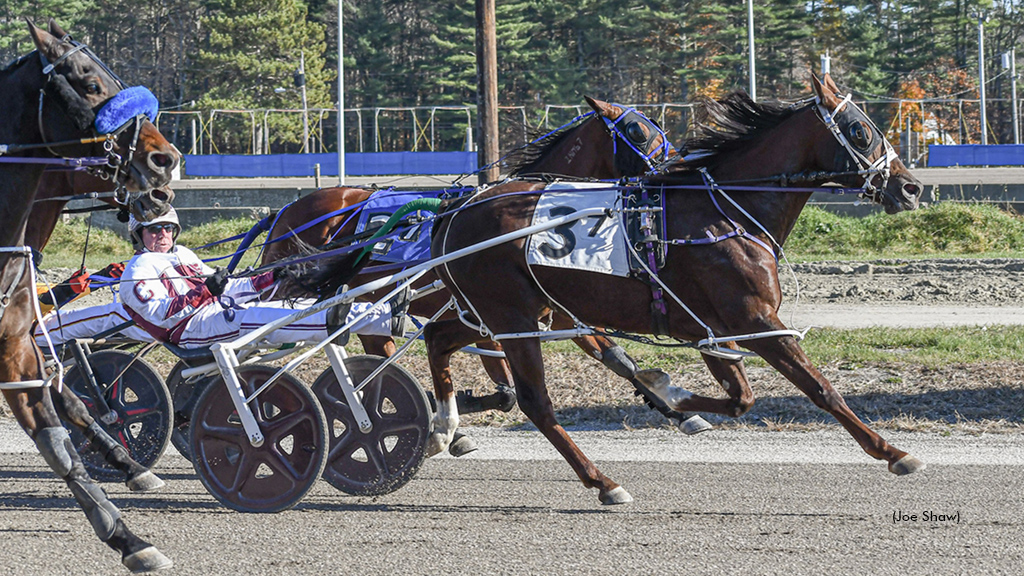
[525,182,630,277]
[355,189,447,263]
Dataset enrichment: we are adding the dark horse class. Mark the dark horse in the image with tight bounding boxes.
[365,74,920,504]
[1,20,177,572]
[419,74,925,503]
[264,97,709,444]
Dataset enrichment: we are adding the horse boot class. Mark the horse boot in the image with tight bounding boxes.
[34,427,172,573]
[325,285,353,346]
[388,285,412,337]
[84,421,165,492]
[600,345,713,435]
[456,385,517,413]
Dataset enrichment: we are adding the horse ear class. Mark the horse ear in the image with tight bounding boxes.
[823,73,841,94]
[811,73,841,109]
[27,19,60,59]
[48,19,69,40]
[585,96,623,119]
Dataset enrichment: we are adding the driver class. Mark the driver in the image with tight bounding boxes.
[117,207,403,349]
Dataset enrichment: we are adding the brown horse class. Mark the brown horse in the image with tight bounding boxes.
[413,73,925,504]
[1,20,177,572]
[262,98,709,440]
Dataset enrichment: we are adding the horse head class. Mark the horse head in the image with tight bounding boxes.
[29,20,180,198]
[811,73,922,214]
[584,96,676,176]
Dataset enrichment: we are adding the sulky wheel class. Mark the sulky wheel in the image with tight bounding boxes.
[64,350,173,482]
[312,354,431,496]
[165,360,218,462]
[190,365,327,513]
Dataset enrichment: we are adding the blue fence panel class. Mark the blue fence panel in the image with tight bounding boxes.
[928,145,1024,167]
[183,151,479,177]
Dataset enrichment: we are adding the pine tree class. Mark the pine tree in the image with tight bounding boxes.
[193,0,331,152]
[1,0,93,63]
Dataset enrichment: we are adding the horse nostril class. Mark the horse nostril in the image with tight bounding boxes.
[153,189,171,203]
[149,152,175,169]
[903,182,921,198]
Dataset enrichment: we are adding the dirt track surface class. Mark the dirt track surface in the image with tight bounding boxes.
[1,428,1024,576]
[779,258,1024,306]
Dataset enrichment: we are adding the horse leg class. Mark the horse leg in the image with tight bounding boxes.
[461,340,517,413]
[50,384,164,492]
[423,319,483,456]
[357,334,397,357]
[568,332,713,434]
[360,329,479,457]
[500,336,632,505]
[744,334,925,475]
[3,385,170,572]
[633,340,765,417]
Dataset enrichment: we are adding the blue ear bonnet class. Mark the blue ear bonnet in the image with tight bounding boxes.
[94,86,159,134]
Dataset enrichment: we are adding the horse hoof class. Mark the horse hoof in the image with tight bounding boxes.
[889,454,926,476]
[678,414,713,435]
[126,471,165,493]
[599,486,633,505]
[448,433,479,457]
[123,546,172,573]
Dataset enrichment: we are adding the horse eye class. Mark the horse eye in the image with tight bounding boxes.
[625,122,647,144]
[848,122,868,148]
[84,83,101,95]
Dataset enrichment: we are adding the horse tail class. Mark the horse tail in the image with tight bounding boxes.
[226,212,277,272]
[278,198,444,299]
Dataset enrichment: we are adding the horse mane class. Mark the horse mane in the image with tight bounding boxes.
[505,114,591,176]
[677,91,804,170]
[1,51,35,76]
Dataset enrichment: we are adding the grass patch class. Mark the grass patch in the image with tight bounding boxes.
[40,216,265,270]
[787,202,1024,259]
[42,201,1024,269]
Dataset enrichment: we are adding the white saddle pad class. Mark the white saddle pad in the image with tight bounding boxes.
[525,182,629,277]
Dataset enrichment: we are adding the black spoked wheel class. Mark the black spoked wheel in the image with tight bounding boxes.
[190,365,327,513]
[166,360,217,462]
[64,350,173,482]
[312,354,431,496]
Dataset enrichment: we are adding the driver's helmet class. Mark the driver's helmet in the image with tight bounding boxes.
[128,206,180,251]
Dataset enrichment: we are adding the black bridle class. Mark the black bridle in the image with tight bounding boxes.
[0,36,154,212]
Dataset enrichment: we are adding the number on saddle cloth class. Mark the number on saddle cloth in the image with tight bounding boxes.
[355,189,455,263]
[525,182,634,277]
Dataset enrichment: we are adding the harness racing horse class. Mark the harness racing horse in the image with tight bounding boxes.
[1,20,178,572]
[416,74,925,504]
[263,99,712,439]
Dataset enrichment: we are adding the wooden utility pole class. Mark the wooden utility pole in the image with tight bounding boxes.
[475,0,499,184]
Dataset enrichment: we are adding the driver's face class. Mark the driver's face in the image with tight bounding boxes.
[141,225,175,253]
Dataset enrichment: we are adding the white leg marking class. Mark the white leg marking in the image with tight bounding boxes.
[426,395,459,457]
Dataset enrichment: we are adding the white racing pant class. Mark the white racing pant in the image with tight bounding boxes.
[34,300,392,351]
[34,302,153,348]
[175,299,392,349]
